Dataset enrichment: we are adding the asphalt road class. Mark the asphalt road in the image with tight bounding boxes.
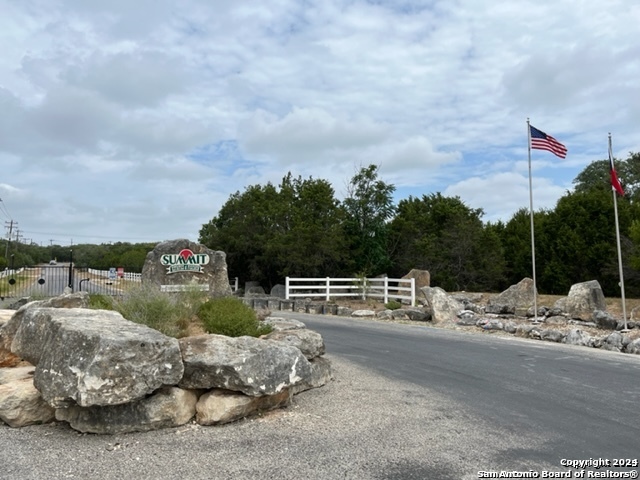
[1,310,639,479]
[278,312,640,465]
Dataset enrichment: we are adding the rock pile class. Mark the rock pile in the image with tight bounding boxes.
[247,278,640,355]
[0,294,331,433]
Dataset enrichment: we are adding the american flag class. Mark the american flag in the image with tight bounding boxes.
[529,125,568,159]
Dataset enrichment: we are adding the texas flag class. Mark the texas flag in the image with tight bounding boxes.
[609,143,625,196]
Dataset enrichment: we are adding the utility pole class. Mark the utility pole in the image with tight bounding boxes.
[4,220,16,261]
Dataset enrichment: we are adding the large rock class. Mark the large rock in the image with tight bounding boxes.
[0,309,13,327]
[486,278,534,315]
[141,239,232,297]
[55,387,199,434]
[402,269,430,290]
[179,334,312,396]
[0,292,90,353]
[420,287,463,324]
[291,356,333,395]
[270,284,286,299]
[562,329,593,347]
[390,307,430,322]
[195,388,291,426]
[564,280,607,321]
[0,377,56,427]
[263,329,325,360]
[626,338,640,354]
[261,317,306,331]
[0,365,35,385]
[10,308,184,408]
[592,310,617,330]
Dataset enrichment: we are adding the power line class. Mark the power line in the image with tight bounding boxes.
[21,229,163,242]
[0,198,12,221]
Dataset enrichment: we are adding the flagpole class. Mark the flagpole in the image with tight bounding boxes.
[527,118,539,322]
[609,133,628,331]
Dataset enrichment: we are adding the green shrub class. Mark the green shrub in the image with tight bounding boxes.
[88,294,115,310]
[197,297,272,338]
[109,284,194,338]
[384,300,402,310]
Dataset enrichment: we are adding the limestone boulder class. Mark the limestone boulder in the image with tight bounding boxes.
[486,278,534,315]
[420,287,463,324]
[0,346,22,368]
[456,310,477,326]
[564,280,607,321]
[352,310,376,318]
[0,366,35,385]
[390,308,430,322]
[401,269,430,290]
[55,387,199,434]
[269,284,286,299]
[141,239,232,297]
[0,292,89,353]
[262,317,306,331]
[179,334,312,396]
[562,329,593,347]
[626,338,640,354]
[11,308,184,408]
[0,309,13,327]
[539,329,565,343]
[291,357,333,395]
[263,329,325,360]
[196,388,291,426]
[0,377,55,427]
[477,318,504,331]
[592,310,617,330]
[602,332,624,352]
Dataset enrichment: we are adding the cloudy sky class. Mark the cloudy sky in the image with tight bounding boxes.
[1,0,639,247]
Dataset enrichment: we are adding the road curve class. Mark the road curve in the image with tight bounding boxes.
[278,312,640,467]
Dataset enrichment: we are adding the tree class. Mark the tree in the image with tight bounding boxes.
[342,165,396,276]
[536,188,635,296]
[199,173,347,288]
[268,173,347,280]
[389,193,504,291]
[497,208,552,288]
[200,183,280,286]
[573,152,640,201]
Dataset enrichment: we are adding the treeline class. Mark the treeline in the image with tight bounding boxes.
[200,155,640,297]
[4,154,639,298]
[0,242,156,273]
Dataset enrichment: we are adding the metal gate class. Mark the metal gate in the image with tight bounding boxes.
[0,264,126,300]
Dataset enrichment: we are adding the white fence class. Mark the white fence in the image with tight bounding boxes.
[285,276,416,307]
[86,269,240,292]
[0,268,25,279]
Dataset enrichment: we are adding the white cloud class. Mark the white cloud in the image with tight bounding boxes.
[0,0,638,246]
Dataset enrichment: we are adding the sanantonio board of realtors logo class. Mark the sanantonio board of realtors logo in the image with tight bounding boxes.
[160,249,210,274]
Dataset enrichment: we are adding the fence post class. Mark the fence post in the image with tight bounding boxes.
[326,277,330,302]
[384,277,389,304]
[285,277,290,300]
[68,249,74,291]
[411,278,415,307]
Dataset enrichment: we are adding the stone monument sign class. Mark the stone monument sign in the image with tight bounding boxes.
[141,239,232,297]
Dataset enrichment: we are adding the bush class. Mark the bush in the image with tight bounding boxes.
[88,294,114,310]
[197,297,272,338]
[385,300,402,310]
[108,284,195,338]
